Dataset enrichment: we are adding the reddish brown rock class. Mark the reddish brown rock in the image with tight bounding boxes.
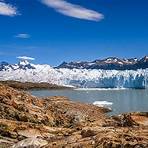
[0,83,148,148]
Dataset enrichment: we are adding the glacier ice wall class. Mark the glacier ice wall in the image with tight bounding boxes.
[55,68,148,88]
[0,64,148,89]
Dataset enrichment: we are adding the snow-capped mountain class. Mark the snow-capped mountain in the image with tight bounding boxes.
[0,56,148,89]
[57,56,148,70]
[0,62,9,71]
[18,59,35,70]
[0,60,35,71]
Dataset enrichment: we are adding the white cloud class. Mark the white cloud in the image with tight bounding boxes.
[41,0,104,21]
[15,34,30,39]
[0,1,18,16]
[17,56,35,60]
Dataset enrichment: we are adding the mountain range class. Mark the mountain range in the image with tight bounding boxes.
[56,56,148,70]
[0,56,148,71]
[0,60,35,71]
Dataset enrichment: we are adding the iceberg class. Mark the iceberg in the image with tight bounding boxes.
[93,101,113,109]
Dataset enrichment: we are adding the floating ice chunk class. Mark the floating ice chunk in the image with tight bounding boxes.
[93,101,113,108]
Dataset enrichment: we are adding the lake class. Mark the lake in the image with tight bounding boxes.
[29,88,148,115]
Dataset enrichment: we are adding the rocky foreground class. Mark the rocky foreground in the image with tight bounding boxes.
[0,84,148,147]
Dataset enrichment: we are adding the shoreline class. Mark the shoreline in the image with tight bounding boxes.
[0,83,148,147]
[0,80,146,91]
[0,80,73,90]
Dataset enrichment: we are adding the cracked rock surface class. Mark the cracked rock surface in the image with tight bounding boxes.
[0,84,148,148]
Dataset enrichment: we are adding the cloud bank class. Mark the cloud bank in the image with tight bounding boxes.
[17,56,35,61]
[0,1,18,16]
[15,34,30,39]
[41,0,104,21]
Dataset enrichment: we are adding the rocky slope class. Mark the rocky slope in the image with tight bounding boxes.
[0,84,148,147]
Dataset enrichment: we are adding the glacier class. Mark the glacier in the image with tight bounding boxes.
[0,62,148,89]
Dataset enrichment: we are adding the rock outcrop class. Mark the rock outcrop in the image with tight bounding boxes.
[0,84,148,147]
[0,80,72,90]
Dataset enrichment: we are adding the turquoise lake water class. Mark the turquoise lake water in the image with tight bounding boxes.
[29,88,148,115]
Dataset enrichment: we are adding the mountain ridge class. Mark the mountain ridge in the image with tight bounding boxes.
[0,56,148,71]
[56,56,148,70]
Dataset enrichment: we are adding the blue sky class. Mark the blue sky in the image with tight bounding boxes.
[0,0,148,66]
